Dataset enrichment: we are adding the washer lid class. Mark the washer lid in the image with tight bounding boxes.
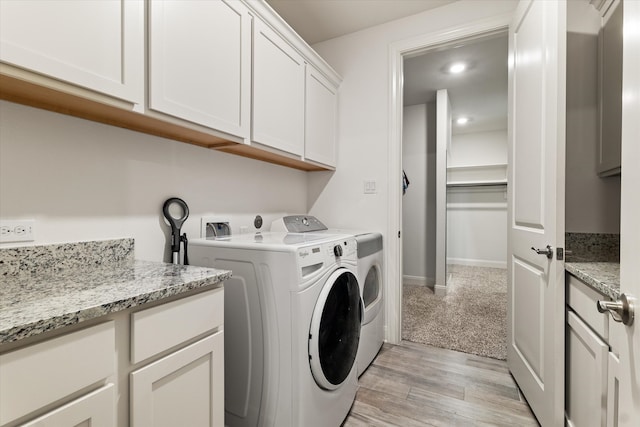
[308,268,361,390]
[272,215,328,233]
[190,232,341,251]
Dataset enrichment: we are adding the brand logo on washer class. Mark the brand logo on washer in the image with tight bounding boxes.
[299,250,309,258]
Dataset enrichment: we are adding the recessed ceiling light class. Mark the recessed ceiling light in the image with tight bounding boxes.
[448,62,467,74]
[456,117,470,125]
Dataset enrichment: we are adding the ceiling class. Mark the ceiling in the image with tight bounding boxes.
[266,0,508,136]
[404,33,508,134]
[265,0,458,45]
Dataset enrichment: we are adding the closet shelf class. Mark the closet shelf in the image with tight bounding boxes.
[447,163,507,187]
[447,180,508,187]
[446,163,507,171]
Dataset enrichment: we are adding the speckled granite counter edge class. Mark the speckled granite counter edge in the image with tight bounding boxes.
[566,262,620,300]
[0,238,135,277]
[1,239,231,345]
[1,268,230,344]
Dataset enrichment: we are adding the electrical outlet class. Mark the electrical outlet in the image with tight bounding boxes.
[0,220,36,243]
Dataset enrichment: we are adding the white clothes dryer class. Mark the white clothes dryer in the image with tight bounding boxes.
[189,232,360,427]
[354,232,384,376]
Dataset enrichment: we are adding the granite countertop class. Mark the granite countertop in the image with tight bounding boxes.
[565,262,620,300]
[0,239,231,345]
[565,232,620,300]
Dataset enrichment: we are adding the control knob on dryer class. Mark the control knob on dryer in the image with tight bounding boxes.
[333,244,343,257]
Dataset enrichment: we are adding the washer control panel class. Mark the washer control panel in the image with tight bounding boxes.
[297,238,357,272]
[273,215,328,233]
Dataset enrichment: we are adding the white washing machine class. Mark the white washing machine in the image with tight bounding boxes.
[271,216,385,376]
[189,232,361,427]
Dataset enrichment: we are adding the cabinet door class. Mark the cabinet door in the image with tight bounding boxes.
[252,18,305,156]
[305,66,338,167]
[606,351,620,427]
[20,384,115,427]
[0,0,143,103]
[598,0,623,176]
[130,331,224,427]
[566,310,609,427]
[0,322,115,425]
[149,0,250,138]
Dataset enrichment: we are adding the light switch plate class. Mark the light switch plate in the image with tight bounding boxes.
[364,180,377,194]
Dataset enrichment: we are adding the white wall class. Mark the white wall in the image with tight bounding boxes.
[446,129,508,268]
[0,101,308,262]
[447,187,507,268]
[403,113,508,276]
[565,0,621,234]
[308,0,517,286]
[401,104,436,284]
[449,130,507,167]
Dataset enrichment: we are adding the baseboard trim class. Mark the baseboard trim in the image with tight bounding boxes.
[434,284,447,296]
[402,275,434,286]
[447,258,507,269]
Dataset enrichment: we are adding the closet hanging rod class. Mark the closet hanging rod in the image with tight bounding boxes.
[446,181,508,188]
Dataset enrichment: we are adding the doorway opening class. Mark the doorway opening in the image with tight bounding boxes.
[400,32,509,360]
[386,14,512,349]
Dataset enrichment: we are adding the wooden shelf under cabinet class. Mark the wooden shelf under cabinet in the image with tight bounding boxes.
[0,74,330,172]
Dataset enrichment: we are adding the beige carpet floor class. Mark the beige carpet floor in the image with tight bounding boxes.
[402,265,507,360]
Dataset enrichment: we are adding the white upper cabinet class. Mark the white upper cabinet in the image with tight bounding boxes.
[252,18,305,156]
[305,66,338,167]
[0,0,341,171]
[148,0,251,138]
[0,0,143,104]
[598,0,623,176]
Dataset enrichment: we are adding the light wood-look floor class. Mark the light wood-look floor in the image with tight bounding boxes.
[343,341,539,426]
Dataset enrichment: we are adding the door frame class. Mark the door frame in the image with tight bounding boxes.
[387,12,513,344]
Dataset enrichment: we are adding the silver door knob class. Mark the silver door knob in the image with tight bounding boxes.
[531,245,553,259]
[597,293,635,326]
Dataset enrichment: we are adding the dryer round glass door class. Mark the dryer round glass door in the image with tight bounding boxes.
[308,269,361,390]
[363,265,380,307]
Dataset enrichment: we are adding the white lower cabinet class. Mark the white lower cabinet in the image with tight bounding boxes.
[565,273,618,427]
[566,311,608,427]
[19,384,115,427]
[0,288,223,427]
[130,331,224,427]
[0,321,115,427]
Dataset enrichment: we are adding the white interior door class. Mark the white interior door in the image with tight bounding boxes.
[610,1,640,424]
[507,1,566,426]
[435,89,451,296]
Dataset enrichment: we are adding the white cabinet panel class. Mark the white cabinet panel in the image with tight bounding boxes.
[149,0,250,137]
[606,351,620,427]
[567,273,610,340]
[0,0,143,103]
[20,384,115,427]
[130,331,224,427]
[305,66,337,167]
[566,311,609,427]
[598,0,623,176]
[0,321,115,425]
[131,288,224,364]
[252,18,305,156]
